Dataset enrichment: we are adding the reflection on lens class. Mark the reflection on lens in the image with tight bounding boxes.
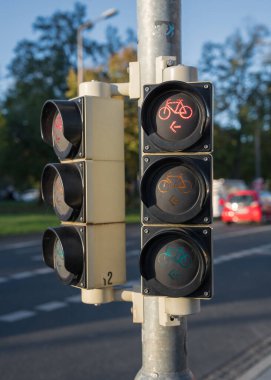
[155,239,199,289]
[52,112,70,153]
[54,238,70,281]
[53,174,71,219]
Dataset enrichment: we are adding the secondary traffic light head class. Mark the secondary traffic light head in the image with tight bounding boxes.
[140,79,213,299]
[40,93,126,290]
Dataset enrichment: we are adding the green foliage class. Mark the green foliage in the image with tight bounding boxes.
[1,1,138,203]
[1,3,102,189]
[200,24,271,182]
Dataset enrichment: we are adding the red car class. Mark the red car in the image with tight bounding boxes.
[221,190,271,224]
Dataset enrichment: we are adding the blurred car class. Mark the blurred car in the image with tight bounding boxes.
[20,189,40,202]
[221,190,271,224]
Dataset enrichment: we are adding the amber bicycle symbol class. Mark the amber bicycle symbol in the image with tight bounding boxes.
[158,174,192,194]
[158,98,193,121]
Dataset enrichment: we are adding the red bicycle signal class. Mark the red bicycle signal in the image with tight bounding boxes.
[158,98,193,121]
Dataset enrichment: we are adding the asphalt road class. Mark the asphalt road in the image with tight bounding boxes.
[0,222,271,380]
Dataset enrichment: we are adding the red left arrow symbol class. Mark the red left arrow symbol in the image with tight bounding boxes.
[170,120,182,133]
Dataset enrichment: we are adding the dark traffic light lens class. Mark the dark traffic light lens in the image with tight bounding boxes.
[155,164,200,216]
[52,174,72,220]
[41,100,83,160]
[54,238,71,282]
[140,230,208,297]
[155,239,200,289]
[42,227,84,286]
[41,163,83,221]
[141,157,208,224]
[155,92,200,141]
[52,111,70,155]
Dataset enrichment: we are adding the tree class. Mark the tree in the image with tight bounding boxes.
[199,24,271,182]
[2,2,103,189]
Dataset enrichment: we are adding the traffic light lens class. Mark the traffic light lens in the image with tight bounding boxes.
[155,92,200,142]
[53,174,71,220]
[141,81,211,152]
[155,164,200,215]
[40,99,83,159]
[54,238,71,281]
[140,229,209,297]
[155,239,199,289]
[52,112,70,154]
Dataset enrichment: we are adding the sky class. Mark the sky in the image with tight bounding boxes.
[0,0,271,92]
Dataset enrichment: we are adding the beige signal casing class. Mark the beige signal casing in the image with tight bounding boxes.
[83,160,125,223]
[84,222,126,289]
[83,96,124,161]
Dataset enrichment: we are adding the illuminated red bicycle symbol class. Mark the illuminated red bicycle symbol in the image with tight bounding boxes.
[158,98,193,121]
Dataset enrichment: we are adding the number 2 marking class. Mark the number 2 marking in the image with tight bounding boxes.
[103,271,113,286]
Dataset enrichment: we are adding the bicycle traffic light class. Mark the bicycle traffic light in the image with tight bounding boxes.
[140,80,213,298]
[40,95,126,289]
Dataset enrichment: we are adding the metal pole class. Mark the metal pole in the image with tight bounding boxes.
[135,1,194,379]
[77,26,84,88]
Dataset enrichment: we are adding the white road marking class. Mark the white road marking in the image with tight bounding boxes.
[10,271,34,280]
[35,301,68,312]
[65,295,81,303]
[214,224,271,240]
[0,240,40,253]
[31,255,43,261]
[0,267,53,284]
[128,249,140,257]
[214,243,271,265]
[33,267,53,275]
[0,310,36,322]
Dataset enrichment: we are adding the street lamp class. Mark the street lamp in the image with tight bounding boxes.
[77,8,118,88]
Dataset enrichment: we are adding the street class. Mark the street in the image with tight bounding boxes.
[0,222,271,379]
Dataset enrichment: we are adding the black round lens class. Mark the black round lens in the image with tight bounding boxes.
[140,229,208,297]
[154,238,200,289]
[155,164,201,216]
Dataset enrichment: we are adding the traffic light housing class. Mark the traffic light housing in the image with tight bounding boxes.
[140,80,213,298]
[40,94,126,290]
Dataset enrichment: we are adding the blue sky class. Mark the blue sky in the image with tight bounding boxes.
[0,0,270,92]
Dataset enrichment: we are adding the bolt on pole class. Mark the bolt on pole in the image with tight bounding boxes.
[136,0,194,379]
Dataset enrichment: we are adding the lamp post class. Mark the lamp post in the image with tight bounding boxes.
[77,8,118,88]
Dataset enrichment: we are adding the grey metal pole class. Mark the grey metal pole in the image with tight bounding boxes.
[77,26,84,88]
[135,1,194,379]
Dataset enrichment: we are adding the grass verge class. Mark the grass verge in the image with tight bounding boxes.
[0,201,139,236]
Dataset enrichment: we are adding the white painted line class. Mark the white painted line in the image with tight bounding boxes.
[214,224,271,240]
[0,267,53,285]
[214,243,271,265]
[66,295,81,303]
[10,271,34,280]
[31,255,43,262]
[0,240,40,253]
[35,301,68,312]
[128,249,139,257]
[0,310,36,322]
[33,267,53,275]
